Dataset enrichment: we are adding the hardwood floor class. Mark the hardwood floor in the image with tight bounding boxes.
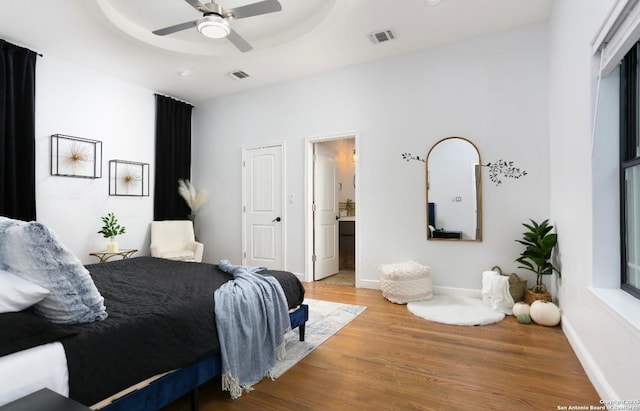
[168,282,600,410]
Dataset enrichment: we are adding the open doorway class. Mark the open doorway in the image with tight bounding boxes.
[306,134,357,287]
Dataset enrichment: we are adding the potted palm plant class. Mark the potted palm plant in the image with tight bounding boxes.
[98,212,126,252]
[515,218,561,304]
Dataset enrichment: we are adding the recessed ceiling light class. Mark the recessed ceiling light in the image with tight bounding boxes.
[179,70,192,78]
[424,0,443,6]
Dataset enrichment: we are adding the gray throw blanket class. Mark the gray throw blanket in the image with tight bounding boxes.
[215,260,291,399]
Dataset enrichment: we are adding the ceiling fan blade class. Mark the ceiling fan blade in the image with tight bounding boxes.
[183,0,209,13]
[153,20,198,36]
[227,28,253,52]
[227,0,282,20]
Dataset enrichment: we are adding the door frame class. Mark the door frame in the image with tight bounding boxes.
[304,132,360,286]
[241,141,287,270]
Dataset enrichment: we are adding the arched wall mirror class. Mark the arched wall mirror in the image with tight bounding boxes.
[426,136,482,241]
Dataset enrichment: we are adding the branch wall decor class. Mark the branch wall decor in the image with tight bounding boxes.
[401,152,426,163]
[108,160,150,196]
[401,152,527,186]
[482,160,527,186]
[51,134,102,178]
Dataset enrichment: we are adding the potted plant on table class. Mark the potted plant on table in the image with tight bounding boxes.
[98,212,126,253]
[515,218,561,304]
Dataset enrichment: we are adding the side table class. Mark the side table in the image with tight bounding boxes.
[0,388,90,411]
[89,248,138,263]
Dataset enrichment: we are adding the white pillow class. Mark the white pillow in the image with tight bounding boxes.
[0,269,50,313]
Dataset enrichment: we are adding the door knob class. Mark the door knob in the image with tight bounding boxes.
[272,217,281,222]
[335,216,339,220]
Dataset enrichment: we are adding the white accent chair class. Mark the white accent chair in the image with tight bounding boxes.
[150,220,204,262]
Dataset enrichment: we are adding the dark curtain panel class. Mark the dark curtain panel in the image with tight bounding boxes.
[0,40,37,221]
[154,94,193,220]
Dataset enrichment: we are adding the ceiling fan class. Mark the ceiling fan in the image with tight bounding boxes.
[152,0,282,52]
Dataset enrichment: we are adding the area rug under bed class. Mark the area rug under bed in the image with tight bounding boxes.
[271,298,366,378]
[407,295,504,326]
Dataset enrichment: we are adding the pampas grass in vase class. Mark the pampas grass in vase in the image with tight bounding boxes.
[178,179,208,222]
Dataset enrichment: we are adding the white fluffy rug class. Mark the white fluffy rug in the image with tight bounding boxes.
[407,295,505,326]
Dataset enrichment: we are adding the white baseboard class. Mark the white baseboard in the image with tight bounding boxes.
[433,286,482,299]
[355,278,379,289]
[340,279,483,297]
[561,315,616,400]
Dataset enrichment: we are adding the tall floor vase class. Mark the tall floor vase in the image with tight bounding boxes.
[187,214,198,241]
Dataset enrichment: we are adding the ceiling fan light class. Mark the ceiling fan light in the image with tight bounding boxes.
[197,15,230,39]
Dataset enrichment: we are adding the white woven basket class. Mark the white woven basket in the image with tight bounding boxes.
[378,261,432,304]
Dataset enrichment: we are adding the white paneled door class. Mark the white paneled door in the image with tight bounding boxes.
[242,143,284,270]
[313,143,339,280]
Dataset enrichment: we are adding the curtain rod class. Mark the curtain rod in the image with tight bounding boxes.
[154,92,194,107]
[1,39,43,57]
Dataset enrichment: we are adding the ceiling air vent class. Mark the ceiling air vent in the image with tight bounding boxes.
[229,70,251,80]
[368,29,396,45]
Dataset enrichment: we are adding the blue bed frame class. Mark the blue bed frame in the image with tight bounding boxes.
[98,304,308,411]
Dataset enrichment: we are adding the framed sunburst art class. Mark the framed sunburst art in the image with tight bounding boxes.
[51,134,102,178]
[108,159,150,196]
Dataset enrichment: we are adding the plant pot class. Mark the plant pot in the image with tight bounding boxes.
[524,283,552,305]
[106,241,119,253]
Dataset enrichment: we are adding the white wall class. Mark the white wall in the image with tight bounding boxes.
[193,24,550,291]
[35,55,156,263]
[548,0,640,400]
[550,0,640,399]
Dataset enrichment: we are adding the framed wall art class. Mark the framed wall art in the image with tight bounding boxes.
[51,134,102,178]
[108,160,150,196]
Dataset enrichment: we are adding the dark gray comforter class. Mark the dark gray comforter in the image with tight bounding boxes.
[61,257,305,406]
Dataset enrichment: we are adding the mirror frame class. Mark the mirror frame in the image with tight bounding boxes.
[426,136,483,242]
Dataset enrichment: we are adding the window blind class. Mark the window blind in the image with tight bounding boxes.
[593,0,640,75]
